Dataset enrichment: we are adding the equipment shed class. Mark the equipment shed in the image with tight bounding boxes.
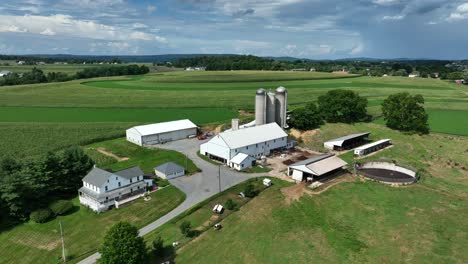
[324,132,370,151]
[154,162,185,179]
[126,119,197,146]
[288,154,347,182]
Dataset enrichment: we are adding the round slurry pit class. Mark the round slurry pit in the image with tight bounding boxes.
[356,161,418,185]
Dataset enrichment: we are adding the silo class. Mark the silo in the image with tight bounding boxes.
[275,86,287,128]
[255,88,266,126]
[266,91,276,124]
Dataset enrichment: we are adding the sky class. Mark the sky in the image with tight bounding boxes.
[0,0,468,59]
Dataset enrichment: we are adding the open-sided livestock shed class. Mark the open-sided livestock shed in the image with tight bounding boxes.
[288,154,347,182]
[324,132,370,151]
[126,119,197,146]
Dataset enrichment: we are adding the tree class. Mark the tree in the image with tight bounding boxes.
[382,93,429,134]
[225,198,237,210]
[152,236,164,257]
[243,184,255,198]
[180,221,192,237]
[100,222,147,264]
[289,103,324,130]
[318,89,368,123]
[59,146,93,193]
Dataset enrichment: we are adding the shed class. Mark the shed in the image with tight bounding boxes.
[354,139,392,156]
[126,119,197,146]
[288,154,347,182]
[229,153,256,171]
[263,178,272,187]
[154,162,185,179]
[324,132,370,151]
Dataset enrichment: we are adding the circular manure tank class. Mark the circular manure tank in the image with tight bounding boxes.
[356,161,418,185]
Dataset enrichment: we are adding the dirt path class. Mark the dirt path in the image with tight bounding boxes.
[281,182,311,205]
[309,174,354,195]
[96,147,129,162]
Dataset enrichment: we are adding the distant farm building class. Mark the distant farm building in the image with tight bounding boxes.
[126,119,197,146]
[408,73,419,78]
[354,139,392,157]
[154,162,185,179]
[185,67,206,71]
[200,122,294,170]
[324,132,371,151]
[288,154,347,182]
[455,79,465,84]
[0,70,12,77]
[78,166,153,213]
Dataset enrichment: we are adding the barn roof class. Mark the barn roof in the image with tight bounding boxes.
[355,139,391,151]
[289,154,347,176]
[128,119,197,136]
[219,122,287,149]
[155,162,184,175]
[324,132,370,147]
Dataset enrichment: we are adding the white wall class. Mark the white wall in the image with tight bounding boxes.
[141,128,197,145]
[200,136,231,161]
[229,136,287,161]
[155,169,185,179]
[126,129,142,146]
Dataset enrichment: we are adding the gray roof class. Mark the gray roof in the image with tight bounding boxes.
[290,154,334,166]
[325,132,370,147]
[82,167,114,187]
[114,166,144,179]
[0,70,12,75]
[155,162,184,175]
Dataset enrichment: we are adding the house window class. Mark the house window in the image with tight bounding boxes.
[115,177,118,180]
[105,186,108,191]
[130,179,133,183]
[256,144,258,147]
[274,139,276,143]
[118,182,121,187]
[138,186,140,189]
[130,188,133,193]
[246,146,249,150]
[107,179,109,183]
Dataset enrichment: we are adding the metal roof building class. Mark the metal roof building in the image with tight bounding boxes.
[288,154,348,182]
[324,132,371,150]
[154,162,185,179]
[126,119,197,146]
[354,139,392,156]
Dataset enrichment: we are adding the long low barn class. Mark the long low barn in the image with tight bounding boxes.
[324,132,370,151]
[354,139,392,156]
[126,119,197,146]
[288,154,348,182]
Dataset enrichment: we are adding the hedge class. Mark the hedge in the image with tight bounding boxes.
[49,200,74,216]
[30,208,53,223]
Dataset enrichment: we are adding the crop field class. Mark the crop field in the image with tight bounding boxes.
[0,63,102,74]
[0,185,185,264]
[0,71,466,159]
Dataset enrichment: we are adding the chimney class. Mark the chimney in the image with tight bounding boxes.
[231,118,239,131]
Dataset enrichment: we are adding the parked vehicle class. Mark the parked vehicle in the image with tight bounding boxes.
[198,135,207,140]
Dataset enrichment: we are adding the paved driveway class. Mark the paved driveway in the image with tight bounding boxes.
[79,138,263,264]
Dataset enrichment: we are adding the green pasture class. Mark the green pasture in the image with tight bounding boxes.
[0,64,101,74]
[0,186,185,264]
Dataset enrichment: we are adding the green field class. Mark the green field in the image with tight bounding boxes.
[0,63,102,74]
[0,186,185,264]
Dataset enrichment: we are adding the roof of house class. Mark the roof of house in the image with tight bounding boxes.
[114,166,144,179]
[82,167,114,187]
[0,70,12,75]
[230,153,253,164]
[289,154,347,176]
[155,162,185,175]
[218,122,287,149]
[127,119,197,136]
[355,139,391,151]
[324,132,370,147]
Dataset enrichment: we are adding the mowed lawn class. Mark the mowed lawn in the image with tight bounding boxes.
[84,137,199,175]
[0,186,185,264]
[174,180,468,264]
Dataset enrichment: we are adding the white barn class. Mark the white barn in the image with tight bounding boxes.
[126,119,197,146]
[200,123,293,170]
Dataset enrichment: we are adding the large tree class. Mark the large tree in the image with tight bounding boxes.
[382,93,429,134]
[100,222,147,264]
[289,103,324,131]
[318,89,368,123]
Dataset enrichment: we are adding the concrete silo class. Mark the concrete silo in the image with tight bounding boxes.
[275,86,287,128]
[255,88,266,126]
[266,91,277,124]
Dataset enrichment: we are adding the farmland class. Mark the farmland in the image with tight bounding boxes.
[0,70,466,159]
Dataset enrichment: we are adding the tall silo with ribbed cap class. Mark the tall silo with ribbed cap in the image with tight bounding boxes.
[275,86,287,128]
[255,88,266,126]
[266,90,276,124]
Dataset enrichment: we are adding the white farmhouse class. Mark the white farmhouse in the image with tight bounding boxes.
[200,122,293,170]
[126,119,197,146]
[78,166,153,213]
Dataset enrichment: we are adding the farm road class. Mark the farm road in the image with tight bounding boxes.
[78,138,262,264]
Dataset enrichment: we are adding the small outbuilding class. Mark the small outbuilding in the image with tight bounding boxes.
[126,119,197,146]
[288,154,347,182]
[263,178,272,187]
[229,153,256,171]
[354,139,392,157]
[154,162,185,179]
[324,132,370,151]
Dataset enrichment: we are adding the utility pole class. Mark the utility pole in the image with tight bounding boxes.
[185,153,188,170]
[59,221,66,263]
[218,165,221,193]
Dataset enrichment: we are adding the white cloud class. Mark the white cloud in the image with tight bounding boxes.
[40,28,56,35]
[147,5,157,13]
[132,23,149,29]
[0,14,167,43]
[382,15,405,20]
[447,3,468,21]
[373,0,400,6]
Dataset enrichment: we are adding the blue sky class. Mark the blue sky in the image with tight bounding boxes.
[0,0,467,59]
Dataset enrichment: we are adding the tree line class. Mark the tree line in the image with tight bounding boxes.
[0,146,93,224]
[289,89,429,135]
[0,64,149,86]
[0,54,122,64]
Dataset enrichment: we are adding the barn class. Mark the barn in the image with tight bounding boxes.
[126,119,197,146]
[288,154,347,182]
[324,132,370,151]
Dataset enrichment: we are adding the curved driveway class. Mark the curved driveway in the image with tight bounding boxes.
[79,138,263,264]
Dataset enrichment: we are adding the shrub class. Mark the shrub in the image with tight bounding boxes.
[30,208,53,223]
[152,236,164,257]
[243,184,255,198]
[225,199,237,210]
[49,200,74,216]
[179,221,192,237]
